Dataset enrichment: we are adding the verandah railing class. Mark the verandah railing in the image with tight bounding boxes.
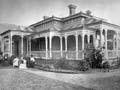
[31,50,84,60]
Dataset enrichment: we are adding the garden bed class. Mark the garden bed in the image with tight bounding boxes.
[35,64,82,74]
[34,58,89,72]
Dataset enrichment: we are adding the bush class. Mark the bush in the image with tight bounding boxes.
[8,55,16,65]
[35,58,90,71]
[116,58,120,68]
[0,55,4,64]
[1,54,10,66]
[110,58,120,69]
[77,60,89,71]
[1,60,9,66]
[54,60,68,69]
[84,45,103,68]
[102,61,110,69]
[54,60,89,71]
[39,64,54,70]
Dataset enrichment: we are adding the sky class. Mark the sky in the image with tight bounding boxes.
[0,0,120,26]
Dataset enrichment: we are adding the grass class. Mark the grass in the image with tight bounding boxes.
[0,68,93,90]
[0,64,120,90]
[91,76,120,90]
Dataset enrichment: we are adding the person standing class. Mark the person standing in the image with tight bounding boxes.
[30,55,35,68]
[19,57,27,69]
[13,57,19,68]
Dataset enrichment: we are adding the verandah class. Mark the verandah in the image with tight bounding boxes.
[29,34,94,60]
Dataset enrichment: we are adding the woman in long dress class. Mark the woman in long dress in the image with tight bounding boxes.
[30,55,35,68]
[13,57,19,68]
[19,57,27,69]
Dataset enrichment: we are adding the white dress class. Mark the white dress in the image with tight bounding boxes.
[19,59,27,69]
[13,58,19,67]
[30,57,35,62]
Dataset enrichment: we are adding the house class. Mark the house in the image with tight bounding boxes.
[1,4,120,60]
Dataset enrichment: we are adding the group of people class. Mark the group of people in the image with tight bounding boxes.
[13,55,35,69]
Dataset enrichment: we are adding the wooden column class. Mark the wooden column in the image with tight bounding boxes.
[26,38,29,56]
[49,36,52,58]
[60,36,63,58]
[1,38,4,55]
[45,36,48,59]
[10,32,12,56]
[88,34,90,44]
[116,32,118,57]
[29,37,31,56]
[21,33,24,56]
[75,33,78,60]
[93,34,96,48]
[100,29,103,47]
[105,29,108,59]
[39,38,41,51]
[82,34,84,59]
[65,35,67,58]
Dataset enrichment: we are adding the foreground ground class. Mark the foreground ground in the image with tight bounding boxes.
[0,68,92,90]
[0,66,120,90]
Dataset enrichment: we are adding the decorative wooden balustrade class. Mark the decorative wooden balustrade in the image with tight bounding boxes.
[31,50,84,60]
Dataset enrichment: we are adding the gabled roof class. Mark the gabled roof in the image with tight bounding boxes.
[28,6,120,33]
[0,23,35,36]
[0,23,24,34]
[102,21,120,29]
[30,16,62,28]
[29,10,106,31]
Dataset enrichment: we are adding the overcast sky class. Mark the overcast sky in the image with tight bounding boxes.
[0,0,120,26]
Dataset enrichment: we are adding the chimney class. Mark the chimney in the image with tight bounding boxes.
[68,4,76,16]
[43,16,49,20]
[86,10,92,16]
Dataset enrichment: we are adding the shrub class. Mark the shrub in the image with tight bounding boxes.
[77,60,89,71]
[54,60,68,69]
[42,64,51,70]
[1,54,10,66]
[116,58,120,68]
[8,55,16,65]
[84,44,103,69]
[54,60,89,71]
[1,60,9,66]
[35,59,90,71]
[0,55,4,64]
[41,64,55,70]
[102,61,110,69]
[110,58,120,69]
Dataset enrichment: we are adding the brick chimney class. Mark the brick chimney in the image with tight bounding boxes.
[43,16,49,20]
[86,10,92,16]
[68,4,76,16]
